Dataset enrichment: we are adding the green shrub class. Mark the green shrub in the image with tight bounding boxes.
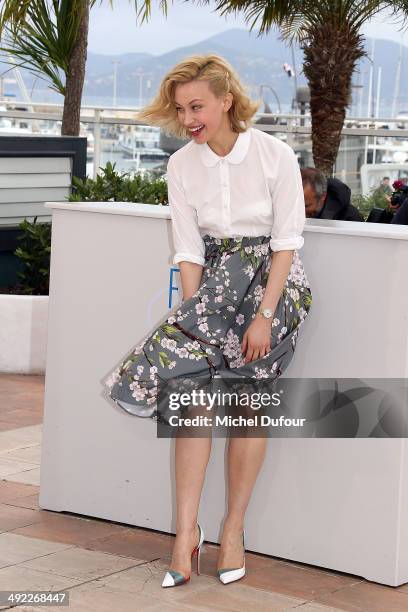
[351,186,393,221]
[12,163,169,295]
[351,193,377,221]
[14,216,51,295]
[68,161,169,205]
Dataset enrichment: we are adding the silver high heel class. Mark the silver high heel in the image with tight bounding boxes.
[161,522,205,587]
[217,529,246,584]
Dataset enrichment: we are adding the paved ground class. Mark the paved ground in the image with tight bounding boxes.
[1,373,408,611]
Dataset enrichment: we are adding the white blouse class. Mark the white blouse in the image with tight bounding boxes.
[166,126,305,267]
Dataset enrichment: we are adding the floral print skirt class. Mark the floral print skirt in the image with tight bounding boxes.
[104,234,312,422]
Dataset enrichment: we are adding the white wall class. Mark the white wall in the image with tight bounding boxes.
[39,202,408,586]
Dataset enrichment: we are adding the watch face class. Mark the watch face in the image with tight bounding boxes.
[262,308,273,318]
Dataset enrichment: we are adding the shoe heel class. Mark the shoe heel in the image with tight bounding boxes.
[196,545,201,575]
[195,522,204,575]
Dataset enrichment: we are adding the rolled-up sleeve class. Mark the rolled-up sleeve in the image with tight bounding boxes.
[269,144,305,252]
[166,155,206,266]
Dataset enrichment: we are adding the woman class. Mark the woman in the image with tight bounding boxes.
[104,54,312,587]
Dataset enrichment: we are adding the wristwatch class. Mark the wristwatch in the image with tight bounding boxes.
[258,307,274,320]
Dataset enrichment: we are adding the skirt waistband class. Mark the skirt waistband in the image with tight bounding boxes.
[202,234,271,248]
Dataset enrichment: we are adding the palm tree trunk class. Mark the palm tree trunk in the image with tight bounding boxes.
[61,0,90,136]
[302,23,365,176]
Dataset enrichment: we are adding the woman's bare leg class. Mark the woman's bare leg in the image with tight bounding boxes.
[217,437,267,569]
[168,420,212,577]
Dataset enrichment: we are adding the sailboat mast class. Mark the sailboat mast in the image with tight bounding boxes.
[391,40,403,119]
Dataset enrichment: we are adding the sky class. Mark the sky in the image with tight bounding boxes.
[88,0,408,56]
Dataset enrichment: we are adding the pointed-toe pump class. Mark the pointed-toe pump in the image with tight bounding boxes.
[217,529,246,585]
[161,522,205,588]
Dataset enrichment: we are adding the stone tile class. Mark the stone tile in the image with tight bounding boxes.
[0,503,45,533]
[177,581,306,611]
[0,412,42,428]
[0,532,72,568]
[14,512,134,546]
[6,467,41,486]
[19,546,141,581]
[0,425,42,453]
[87,559,220,604]
[85,526,174,561]
[88,559,305,611]
[243,561,362,600]
[8,566,341,612]
[0,374,45,406]
[0,372,44,387]
[296,605,346,612]
[145,604,212,612]
[12,585,181,612]
[10,558,205,611]
[0,445,41,464]
[0,481,38,503]
[5,493,39,511]
[138,604,198,612]
[312,580,408,611]
[259,553,357,578]
[0,420,19,432]
[0,398,41,408]
[0,456,38,478]
[0,564,82,592]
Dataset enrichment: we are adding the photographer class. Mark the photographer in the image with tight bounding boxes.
[301,167,363,221]
[391,180,408,226]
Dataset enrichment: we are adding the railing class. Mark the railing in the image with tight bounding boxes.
[0,102,407,183]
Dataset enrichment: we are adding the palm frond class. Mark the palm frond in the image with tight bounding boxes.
[190,0,408,39]
[0,33,65,94]
[0,0,31,33]
[128,0,170,26]
[0,0,88,94]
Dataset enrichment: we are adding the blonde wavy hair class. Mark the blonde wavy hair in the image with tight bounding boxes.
[136,53,262,140]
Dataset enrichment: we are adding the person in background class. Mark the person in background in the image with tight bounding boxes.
[391,200,408,225]
[301,167,364,221]
[391,180,408,225]
[389,178,408,213]
[372,177,392,208]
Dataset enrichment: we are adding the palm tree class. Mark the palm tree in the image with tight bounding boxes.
[0,0,95,135]
[176,1,408,175]
[0,0,155,136]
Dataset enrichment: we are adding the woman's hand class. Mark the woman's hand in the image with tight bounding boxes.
[179,261,204,301]
[241,315,273,364]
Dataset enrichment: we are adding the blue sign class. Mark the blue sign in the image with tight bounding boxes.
[168,266,180,308]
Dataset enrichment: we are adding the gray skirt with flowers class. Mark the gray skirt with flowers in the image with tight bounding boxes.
[104,234,312,422]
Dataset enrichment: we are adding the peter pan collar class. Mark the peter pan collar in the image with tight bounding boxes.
[197,128,251,167]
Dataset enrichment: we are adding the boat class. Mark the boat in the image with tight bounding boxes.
[116,124,169,160]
